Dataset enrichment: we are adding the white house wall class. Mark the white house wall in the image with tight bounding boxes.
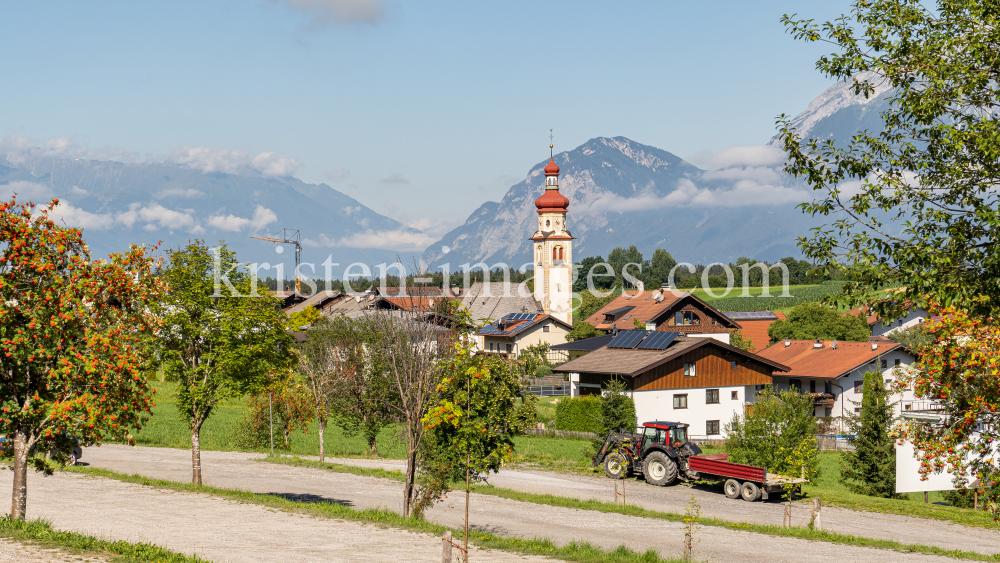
[632,385,755,439]
[686,332,731,345]
[871,307,929,337]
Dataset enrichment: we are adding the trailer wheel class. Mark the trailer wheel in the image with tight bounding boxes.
[604,453,628,479]
[740,481,761,502]
[724,479,741,499]
[643,452,678,486]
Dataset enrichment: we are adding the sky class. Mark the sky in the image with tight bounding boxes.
[0,0,853,239]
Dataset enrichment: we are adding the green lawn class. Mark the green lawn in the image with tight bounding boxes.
[134,382,593,468]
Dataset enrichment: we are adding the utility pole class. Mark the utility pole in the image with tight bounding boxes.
[251,228,303,294]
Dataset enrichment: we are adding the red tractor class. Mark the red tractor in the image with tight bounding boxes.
[594,420,807,501]
[593,421,702,486]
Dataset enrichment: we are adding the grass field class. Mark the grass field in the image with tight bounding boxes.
[690,284,820,302]
[134,382,593,468]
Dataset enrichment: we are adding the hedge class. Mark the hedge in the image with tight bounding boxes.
[555,396,602,433]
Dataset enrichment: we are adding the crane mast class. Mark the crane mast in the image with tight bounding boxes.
[251,228,302,294]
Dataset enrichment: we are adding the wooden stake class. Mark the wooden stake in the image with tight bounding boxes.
[811,497,822,531]
[975,490,979,510]
[442,531,452,563]
[924,491,929,504]
[683,532,692,562]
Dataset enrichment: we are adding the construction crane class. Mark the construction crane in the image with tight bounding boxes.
[251,228,302,294]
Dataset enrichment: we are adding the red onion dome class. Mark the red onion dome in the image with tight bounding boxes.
[544,157,560,175]
[535,189,569,212]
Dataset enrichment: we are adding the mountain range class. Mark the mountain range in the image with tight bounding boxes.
[1,76,887,275]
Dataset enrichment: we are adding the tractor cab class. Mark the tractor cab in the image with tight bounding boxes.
[635,421,699,456]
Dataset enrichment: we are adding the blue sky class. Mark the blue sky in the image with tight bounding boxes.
[0,0,851,236]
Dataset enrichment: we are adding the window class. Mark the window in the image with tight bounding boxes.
[789,379,801,392]
[489,342,494,352]
[505,343,512,353]
[673,394,688,409]
[885,378,892,386]
[880,359,888,369]
[683,362,696,377]
[675,311,700,326]
[706,420,720,435]
[894,359,901,367]
[706,389,720,404]
[854,380,863,393]
[542,325,550,333]
[669,427,688,445]
[855,407,862,414]
[825,381,833,394]
[809,380,816,393]
[731,390,739,400]
[731,360,737,370]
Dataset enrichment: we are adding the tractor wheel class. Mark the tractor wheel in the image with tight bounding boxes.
[642,452,678,486]
[724,479,741,499]
[740,481,761,502]
[604,453,628,479]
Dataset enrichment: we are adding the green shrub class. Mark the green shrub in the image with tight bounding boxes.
[555,396,602,433]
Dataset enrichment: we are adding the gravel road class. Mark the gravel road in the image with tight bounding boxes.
[0,539,108,563]
[61,444,990,563]
[0,469,553,563]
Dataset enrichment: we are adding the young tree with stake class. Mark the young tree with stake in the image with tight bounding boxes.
[0,196,165,519]
[157,240,294,484]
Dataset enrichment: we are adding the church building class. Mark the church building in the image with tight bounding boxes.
[531,147,574,325]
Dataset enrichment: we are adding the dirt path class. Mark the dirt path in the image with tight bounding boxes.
[70,445,986,562]
[0,469,553,563]
[0,539,108,563]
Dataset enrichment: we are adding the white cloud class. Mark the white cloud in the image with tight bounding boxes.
[404,216,461,239]
[379,173,410,184]
[158,188,205,198]
[251,205,278,230]
[325,168,349,183]
[45,201,117,230]
[273,0,384,25]
[686,144,787,170]
[316,229,437,251]
[251,152,301,177]
[207,214,251,232]
[118,203,196,230]
[2,181,51,202]
[0,134,143,166]
[165,146,301,177]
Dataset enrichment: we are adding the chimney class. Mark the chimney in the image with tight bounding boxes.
[832,340,838,350]
[872,342,878,351]
[784,340,790,347]
[813,339,824,349]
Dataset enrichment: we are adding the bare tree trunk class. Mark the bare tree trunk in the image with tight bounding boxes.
[317,418,326,463]
[191,420,204,485]
[283,423,291,449]
[369,432,379,457]
[10,430,29,520]
[403,446,418,517]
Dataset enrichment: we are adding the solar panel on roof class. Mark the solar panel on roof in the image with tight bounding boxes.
[724,311,778,321]
[637,331,679,350]
[608,330,648,349]
[501,312,536,320]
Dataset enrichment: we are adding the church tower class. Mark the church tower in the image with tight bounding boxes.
[531,145,574,324]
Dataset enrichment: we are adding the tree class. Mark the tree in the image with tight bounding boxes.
[157,240,294,484]
[767,302,870,342]
[841,371,903,498]
[286,306,320,332]
[319,314,397,456]
[779,2,1000,321]
[0,196,165,520]
[590,377,637,453]
[886,324,934,351]
[897,303,1000,517]
[573,255,612,293]
[729,329,755,352]
[725,386,819,478]
[649,249,677,288]
[418,343,531,549]
[566,320,603,342]
[235,377,313,451]
[296,319,339,462]
[607,246,647,290]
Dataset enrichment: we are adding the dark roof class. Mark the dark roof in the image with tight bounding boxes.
[643,421,688,428]
[724,311,779,321]
[553,337,790,377]
[551,334,615,351]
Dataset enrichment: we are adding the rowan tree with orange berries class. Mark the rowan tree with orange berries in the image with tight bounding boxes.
[0,196,165,520]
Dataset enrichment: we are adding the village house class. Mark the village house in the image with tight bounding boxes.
[848,302,930,337]
[476,313,572,355]
[722,311,786,352]
[460,281,543,324]
[583,287,741,345]
[755,339,922,429]
[553,331,789,439]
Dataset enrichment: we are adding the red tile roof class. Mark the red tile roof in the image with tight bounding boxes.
[584,289,738,331]
[755,339,904,379]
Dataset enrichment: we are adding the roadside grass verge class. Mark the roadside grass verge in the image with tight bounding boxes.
[0,516,206,563]
[258,455,1000,562]
[64,465,681,563]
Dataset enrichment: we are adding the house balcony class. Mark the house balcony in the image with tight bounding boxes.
[811,393,836,409]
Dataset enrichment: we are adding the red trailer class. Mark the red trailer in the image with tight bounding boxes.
[687,453,806,501]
